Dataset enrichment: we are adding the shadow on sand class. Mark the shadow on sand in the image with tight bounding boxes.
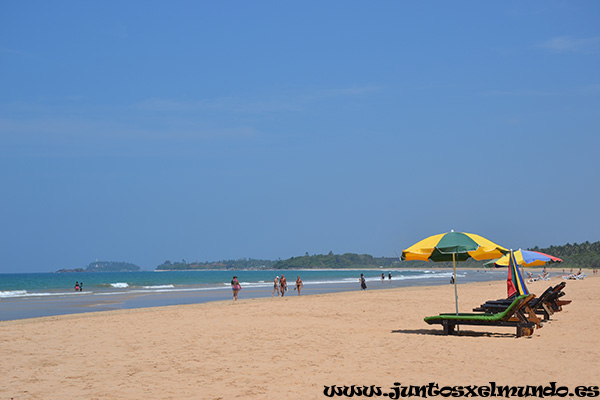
[391,328,521,338]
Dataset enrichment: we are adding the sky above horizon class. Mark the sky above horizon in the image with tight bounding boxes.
[1,1,599,272]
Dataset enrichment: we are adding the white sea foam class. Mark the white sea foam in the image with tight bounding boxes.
[395,272,465,280]
[110,282,129,288]
[142,285,175,289]
[236,281,272,288]
[0,290,85,298]
[0,290,28,298]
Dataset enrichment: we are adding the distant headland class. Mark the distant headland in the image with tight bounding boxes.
[56,261,141,273]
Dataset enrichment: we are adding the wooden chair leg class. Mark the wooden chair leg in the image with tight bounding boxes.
[442,321,455,335]
[543,302,554,317]
[525,305,542,329]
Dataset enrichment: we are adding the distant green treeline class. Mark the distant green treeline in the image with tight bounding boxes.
[56,240,600,272]
[155,241,600,271]
[531,241,600,269]
[271,252,399,269]
[155,258,275,270]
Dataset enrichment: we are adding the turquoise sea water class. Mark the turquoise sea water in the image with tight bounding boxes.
[0,269,508,298]
[0,269,508,321]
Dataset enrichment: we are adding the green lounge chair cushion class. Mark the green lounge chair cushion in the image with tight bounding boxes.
[424,295,529,323]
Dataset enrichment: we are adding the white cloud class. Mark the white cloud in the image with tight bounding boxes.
[540,36,600,53]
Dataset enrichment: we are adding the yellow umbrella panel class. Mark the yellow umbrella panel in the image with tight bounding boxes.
[402,231,508,314]
[402,232,507,262]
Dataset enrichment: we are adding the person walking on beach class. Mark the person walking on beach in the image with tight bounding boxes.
[272,276,280,297]
[388,272,392,281]
[79,282,83,292]
[359,274,367,290]
[280,274,287,296]
[231,276,242,301]
[294,276,303,295]
[381,273,385,283]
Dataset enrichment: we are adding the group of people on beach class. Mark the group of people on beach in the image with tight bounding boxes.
[381,272,392,282]
[562,268,587,280]
[527,267,551,283]
[271,274,303,297]
[361,272,393,290]
[231,270,402,300]
[231,274,304,301]
[74,282,83,292]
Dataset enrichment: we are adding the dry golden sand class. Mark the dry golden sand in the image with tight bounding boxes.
[1,276,599,399]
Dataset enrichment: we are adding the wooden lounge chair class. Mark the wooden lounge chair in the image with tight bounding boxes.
[547,288,571,311]
[473,283,569,320]
[473,286,554,320]
[424,294,536,337]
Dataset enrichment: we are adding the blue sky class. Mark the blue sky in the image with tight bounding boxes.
[1,1,599,272]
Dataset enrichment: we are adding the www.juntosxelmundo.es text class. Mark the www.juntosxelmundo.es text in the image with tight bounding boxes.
[323,382,599,398]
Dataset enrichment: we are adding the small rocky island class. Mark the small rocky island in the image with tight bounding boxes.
[56,261,141,273]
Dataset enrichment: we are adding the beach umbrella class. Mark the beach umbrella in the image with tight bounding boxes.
[486,249,563,268]
[486,249,561,298]
[401,231,508,314]
[507,250,530,298]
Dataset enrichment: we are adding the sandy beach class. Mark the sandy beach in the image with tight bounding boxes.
[1,275,598,399]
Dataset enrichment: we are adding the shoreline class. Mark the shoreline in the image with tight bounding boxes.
[0,268,508,322]
[1,276,598,399]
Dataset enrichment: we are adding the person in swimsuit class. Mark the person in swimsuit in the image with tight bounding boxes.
[272,276,280,297]
[231,276,242,301]
[381,273,385,283]
[280,274,287,296]
[359,274,367,290]
[75,282,80,291]
[295,276,303,295]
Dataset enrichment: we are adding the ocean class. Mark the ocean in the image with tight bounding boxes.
[0,268,509,321]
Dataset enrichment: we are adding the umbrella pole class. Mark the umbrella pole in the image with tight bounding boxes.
[453,252,458,315]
